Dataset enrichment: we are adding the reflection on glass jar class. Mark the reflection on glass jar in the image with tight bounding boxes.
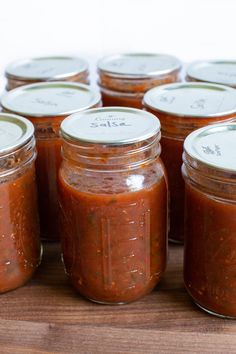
[0,113,41,293]
[98,53,182,109]
[5,56,89,91]
[1,82,102,241]
[183,123,236,318]
[59,107,168,304]
[143,82,236,243]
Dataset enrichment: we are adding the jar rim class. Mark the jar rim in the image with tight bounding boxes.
[184,122,236,174]
[1,82,101,118]
[97,53,182,79]
[60,106,160,146]
[0,113,34,155]
[5,56,89,82]
[143,82,236,118]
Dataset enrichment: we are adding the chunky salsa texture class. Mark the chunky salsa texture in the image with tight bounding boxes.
[0,164,41,293]
[59,167,167,304]
[184,183,236,317]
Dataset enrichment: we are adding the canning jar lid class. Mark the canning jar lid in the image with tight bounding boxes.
[5,56,88,82]
[97,53,181,79]
[184,123,236,172]
[0,113,34,154]
[1,82,101,118]
[143,82,236,118]
[61,107,160,145]
[187,60,236,87]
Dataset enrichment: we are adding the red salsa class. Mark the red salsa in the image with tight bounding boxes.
[59,107,168,303]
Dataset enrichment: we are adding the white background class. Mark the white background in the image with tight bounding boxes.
[0,0,235,81]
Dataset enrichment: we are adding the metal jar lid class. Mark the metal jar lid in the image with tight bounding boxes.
[143,82,236,118]
[5,56,88,82]
[61,107,160,145]
[187,61,236,87]
[97,53,181,79]
[0,113,34,154]
[1,82,101,118]
[184,123,236,172]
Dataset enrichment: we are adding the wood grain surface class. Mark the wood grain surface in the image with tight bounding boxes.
[0,243,236,354]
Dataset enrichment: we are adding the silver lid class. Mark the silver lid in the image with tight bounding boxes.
[184,123,236,172]
[187,61,236,87]
[98,53,181,79]
[5,56,88,81]
[0,113,34,154]
[61,107,160,145]
[1,82,101,118]
[143,82,236,118]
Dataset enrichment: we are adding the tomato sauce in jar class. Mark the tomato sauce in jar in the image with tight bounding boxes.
[143,82,236,243]
[5,56,89,91]
[98,53,182,109]
[1,82,101,241]
[183,123,236,318]
[186,60,236,88]
[0,113,41,293]
[59,107,168,304]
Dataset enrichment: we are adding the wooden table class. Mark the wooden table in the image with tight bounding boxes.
[0,243,236,354]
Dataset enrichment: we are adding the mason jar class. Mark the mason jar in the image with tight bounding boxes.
[143,82,236,243]
[59,107,168,304]
[0,113,41,293]
[5,56,89,91]
[183,122,236,318]
[97,53,182,109]
[186,60,236,87]
[1,82,101,241]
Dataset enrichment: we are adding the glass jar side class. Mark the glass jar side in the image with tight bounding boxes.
[145,107,236,243]
[98,70,181,93]
[0,137,42,293]
[182,152,236,318]
[59,136,168,304]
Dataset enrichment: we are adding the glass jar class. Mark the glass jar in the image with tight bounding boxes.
[143,82,236,243]
[186,60,236,87]
[97,53,182,109]
[59,107,168,304]
[182,122,236,318]
[1,82,101,241]
[0,113,41,293]
[5,56,89,91]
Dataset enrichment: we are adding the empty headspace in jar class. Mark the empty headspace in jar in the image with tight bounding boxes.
[186,60,236,87]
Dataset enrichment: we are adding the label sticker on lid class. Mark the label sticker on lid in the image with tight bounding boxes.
[143,83,236,117]
[61,107,160,145]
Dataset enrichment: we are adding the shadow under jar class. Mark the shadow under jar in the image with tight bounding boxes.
[143,82,236,243]
[59,107,168,304]
[0,113,41,293]
[97,53,182,109]
[186,60,236,88]
[182,123,236,318]
[1,82,101,241]
[5,56,89,91]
